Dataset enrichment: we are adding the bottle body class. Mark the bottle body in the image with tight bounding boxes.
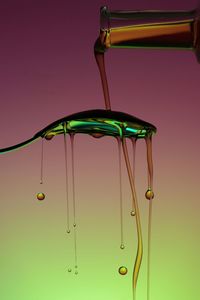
[95,6,200,62]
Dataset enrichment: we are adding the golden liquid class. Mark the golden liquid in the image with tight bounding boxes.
[119,266,128,275]
[94,52,111,110]
[145,137,154,300]
[101,19,194,49]
[95,34,155,300]
[122,138,143,300]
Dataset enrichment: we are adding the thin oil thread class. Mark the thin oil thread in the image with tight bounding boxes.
[145,136,154,300]
[122,137,143,300]
[131,137,137,215]
[40,138,44,184]
[116,136,124,249]
[106,121,125,249]
[63,130,70,234]
[70,134,78,272]
[146,136,153,188]
[131,138,136,177]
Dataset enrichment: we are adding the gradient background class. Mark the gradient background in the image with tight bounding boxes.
[0,0,200,299]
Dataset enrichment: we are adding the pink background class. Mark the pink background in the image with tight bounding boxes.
[0,1,200,299]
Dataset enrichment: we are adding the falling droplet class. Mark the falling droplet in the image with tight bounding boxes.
[37,193,45,201]
[120,244,125,250]
[131,210,135,216]
[68,268,72,272]
[45,133,54,140]
[67,230,70,234]
[118,266,128,275]
[73,223,76,227]
[145,189,154,200]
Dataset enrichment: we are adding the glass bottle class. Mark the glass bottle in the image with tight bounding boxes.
[95,6,200,62]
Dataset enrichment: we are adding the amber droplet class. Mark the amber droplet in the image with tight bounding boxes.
[45,133,54,140]
[91,132,104,138]
[37,193,45,201]
[131,211,135,216]
[118,266,128,275]
[145,189,154,200]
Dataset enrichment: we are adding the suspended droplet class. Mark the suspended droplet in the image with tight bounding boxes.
[75,270,78,275]
[120,244,125,250]
[131,210,135,216]
[145,189,154,200]
[91,132,104,138]
[73,223,76,227]
[68,268,72,272]
[37,193,45,201]
[118,266,128,275]
[67,230,70,234]
[45,133,54,140]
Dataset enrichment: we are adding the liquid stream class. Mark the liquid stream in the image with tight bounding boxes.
[95,48,154,300]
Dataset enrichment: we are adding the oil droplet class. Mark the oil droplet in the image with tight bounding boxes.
[67,230,70,234]
[75,265,78,268]
[73,223,76,227]
[145,189,154,200]
[75,270,78,275]
[131,210,135,216]
[68,268,72,272]
[45,133,54,140]
[91,132,104,138]
[120,244,125,250]
[37,193,45,201]
[118,266,128,275]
